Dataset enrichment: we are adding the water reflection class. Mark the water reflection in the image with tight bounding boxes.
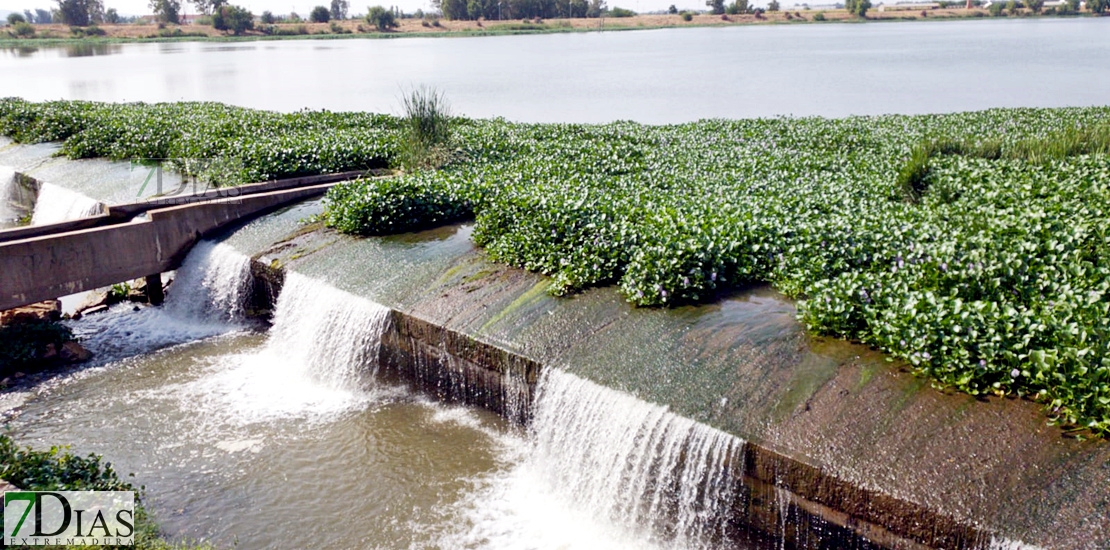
[63,43,123,57]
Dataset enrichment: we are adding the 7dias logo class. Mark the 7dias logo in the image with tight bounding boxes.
[3,491,134,546]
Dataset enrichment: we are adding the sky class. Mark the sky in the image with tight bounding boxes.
[0,0,729,19]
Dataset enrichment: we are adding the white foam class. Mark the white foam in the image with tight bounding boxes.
[154,272,396,427]
[30,182,105,225]
[441,369,743,550]
[68,241,254,361]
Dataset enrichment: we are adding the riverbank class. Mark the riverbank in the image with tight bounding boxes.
[1,8,1102,47]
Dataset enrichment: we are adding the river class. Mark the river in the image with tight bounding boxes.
[1,18,1109,123]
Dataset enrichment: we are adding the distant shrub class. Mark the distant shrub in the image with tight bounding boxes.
[11,21,35,37]
[682,11,693,20]
[261,10,276,23]
[213,4,255,35]
[608,6,636,16]
[813,10,826,19]
[7,13,26,24]
[310,5,331,22]
[366,5,398,30]
[988,1,1004,14]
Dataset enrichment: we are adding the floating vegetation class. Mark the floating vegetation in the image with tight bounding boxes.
[327,108,1110,434]
[2,99,1109,434]
[0,98,398,184]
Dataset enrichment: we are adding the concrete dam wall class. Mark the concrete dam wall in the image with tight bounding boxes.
[241,220,1110,550]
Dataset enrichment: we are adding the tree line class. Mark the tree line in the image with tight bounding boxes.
[434,0,611,21]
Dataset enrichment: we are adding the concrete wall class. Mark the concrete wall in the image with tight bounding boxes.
[0,183,336,311]
[250,221,1109,550]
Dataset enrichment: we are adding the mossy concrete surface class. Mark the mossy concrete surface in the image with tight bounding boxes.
[256,222,1110,549]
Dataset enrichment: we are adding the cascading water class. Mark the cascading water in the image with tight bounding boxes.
[68,240,255,360]
[446,368,743,550]
[263,272,392,391]
[0,166,35,228]
[162,240,255,323]
[29,182,105,225]
[167,271,395,425]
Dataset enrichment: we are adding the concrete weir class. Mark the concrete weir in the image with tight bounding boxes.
[246,221,1110,550]
[0,171,367,311]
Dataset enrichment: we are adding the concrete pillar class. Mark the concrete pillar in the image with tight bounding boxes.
[145,273,164,306]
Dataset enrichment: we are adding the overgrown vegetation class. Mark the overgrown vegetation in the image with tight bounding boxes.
[396,86,454,170]
[0,434,214,549]
[4,100,1110,436]
[323,107,1110,435]
[0,98,398,185]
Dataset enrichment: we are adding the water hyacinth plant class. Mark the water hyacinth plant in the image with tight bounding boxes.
[2,99,1109,435]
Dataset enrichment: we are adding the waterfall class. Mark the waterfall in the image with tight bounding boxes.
[263,272,391,391]
[447,368,742,550]
[163,240,255,323]
[67,240,255,360]
[163,272,394,425]
[0,166,35,227]
[30,182,105,225]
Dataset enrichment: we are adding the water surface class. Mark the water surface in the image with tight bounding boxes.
[2,18,1108,123]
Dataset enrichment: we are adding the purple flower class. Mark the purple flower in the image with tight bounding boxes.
[661,290,669,298]
[922,352,931,360]
[683,277,690,286]
[710,272,717,282]
[979,359,987,368]
[940,263,948,272]
[1011,368,1020,378]
[900,339,906,347]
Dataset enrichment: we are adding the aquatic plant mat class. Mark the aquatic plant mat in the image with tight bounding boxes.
[3,99,1109,434]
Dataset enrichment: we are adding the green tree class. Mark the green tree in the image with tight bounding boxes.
[767,0,780,9]
[55,0,90,26]
[7,13,26,24]
[35,9,53,23]
[706,0,725,13]
[1005,0,1018,14]
[310,5,330,21]
[260,10,275,22]
[667,3,677,12]
[726,0,749,13]
[1026,0,1042,12]
[104,7,120,22]
[330,0,349,19]
[190,0,226,14]
[1088,0,1107,12]
[366,5,397,29]
[586,0,606,16]
[149,0,182,23]
[844,0,871,16]
[212,3,253,33]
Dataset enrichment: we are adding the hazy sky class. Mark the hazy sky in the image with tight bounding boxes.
[0,0,734,18]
